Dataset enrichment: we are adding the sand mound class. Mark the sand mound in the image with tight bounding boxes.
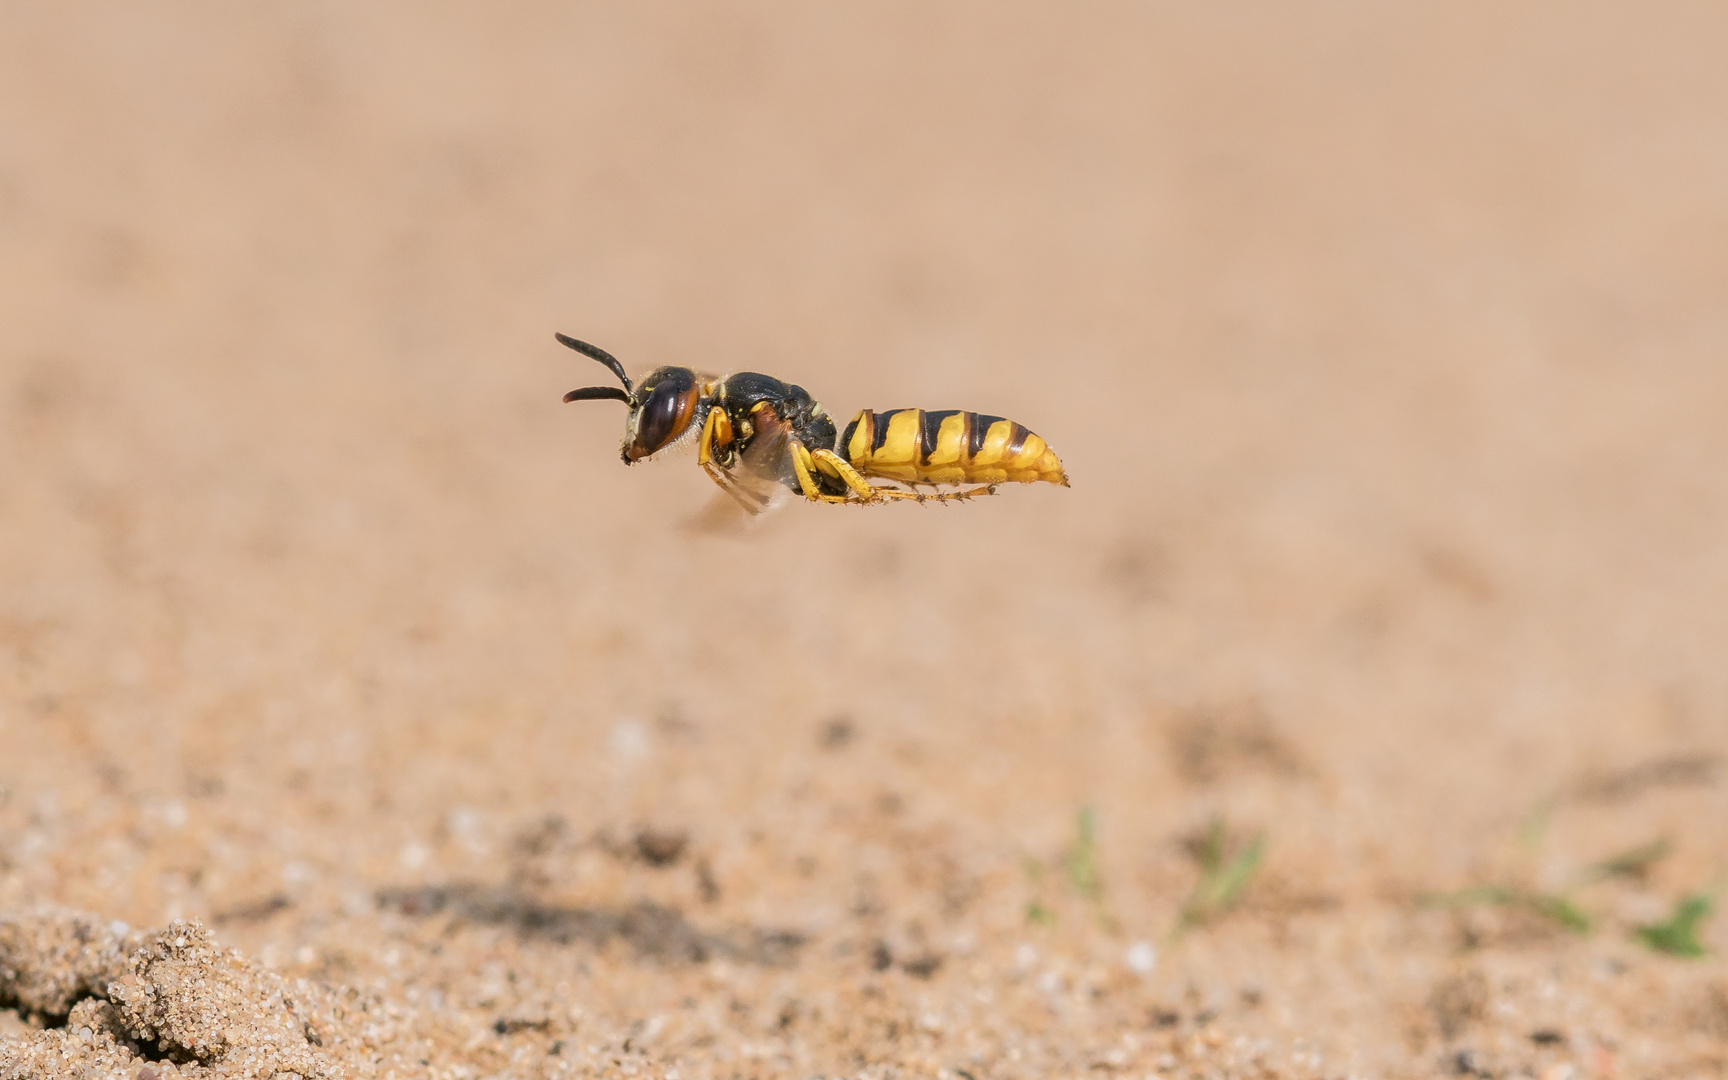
[0,911,129,1024]
[1,910,343,1080]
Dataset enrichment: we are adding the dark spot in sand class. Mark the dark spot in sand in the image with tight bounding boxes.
[513,815,570,857]
[1430,971,1489,1042]
[635,827,689,867]
[869,940,893,971]
[377,883,804,966]
[1165,700,1304,785]
[1569,752,1718,804]
[819,717,855,749]
[213,894,292,924]
[696,857,721,903]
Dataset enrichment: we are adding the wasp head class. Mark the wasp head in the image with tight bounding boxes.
[558,333,702,463]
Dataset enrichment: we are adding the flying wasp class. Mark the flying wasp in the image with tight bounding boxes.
[557,333,1069,515]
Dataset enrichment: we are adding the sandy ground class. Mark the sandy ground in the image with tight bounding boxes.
[3,4,1728,1077]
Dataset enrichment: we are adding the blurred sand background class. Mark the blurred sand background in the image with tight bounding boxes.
[2,3,1727,1077]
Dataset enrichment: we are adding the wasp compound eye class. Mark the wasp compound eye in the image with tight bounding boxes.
[627,370,699,460]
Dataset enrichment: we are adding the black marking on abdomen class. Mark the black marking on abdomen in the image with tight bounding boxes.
[970,414,1006,458]
[919,410,959,465]
[1005,422,1031,456]
[840,416,862,457]
[871,409,905,454]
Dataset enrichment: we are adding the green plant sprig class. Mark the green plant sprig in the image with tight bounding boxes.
[1168,816,1266,942]
[1637,891,1715,959]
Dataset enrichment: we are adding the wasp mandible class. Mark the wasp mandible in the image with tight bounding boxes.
[557,333,1069,515]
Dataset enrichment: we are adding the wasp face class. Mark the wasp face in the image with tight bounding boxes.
[622,367,700,462]
[558,336,706,465]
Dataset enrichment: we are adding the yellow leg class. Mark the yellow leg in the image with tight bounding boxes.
[855,470,1001,505]
[696,405,739,494]
[795,445,999,506]
[808,449,883,502]
[698,405,788,515]
[695,406,733,469]
[791,441,876,504]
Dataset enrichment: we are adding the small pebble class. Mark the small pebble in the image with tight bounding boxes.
[1124,941,1158,975]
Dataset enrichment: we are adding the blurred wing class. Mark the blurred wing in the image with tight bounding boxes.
[685,415,799,533]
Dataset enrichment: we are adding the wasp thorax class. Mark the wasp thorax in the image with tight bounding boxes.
[625,368,700,462]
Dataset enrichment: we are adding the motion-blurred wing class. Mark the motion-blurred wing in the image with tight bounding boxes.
[686,414,799,532]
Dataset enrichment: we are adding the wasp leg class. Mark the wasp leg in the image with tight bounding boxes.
[698,406,777,514]
[696,406,774,513]
[789,441,879,504]
[850,470,1000,504]
[797,447,998,506]
[696,405,737,490]
[806,448,886,503]
[695,405,733,469]
[871,484,1001,504]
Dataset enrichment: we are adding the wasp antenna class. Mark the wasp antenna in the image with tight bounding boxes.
[563,386,632,404]
[554,333,634,394]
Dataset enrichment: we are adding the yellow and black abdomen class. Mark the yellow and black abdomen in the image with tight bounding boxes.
[839,409,1069,487]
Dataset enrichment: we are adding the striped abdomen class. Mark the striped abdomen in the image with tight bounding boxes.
[839,409,1069,487]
